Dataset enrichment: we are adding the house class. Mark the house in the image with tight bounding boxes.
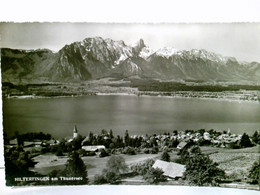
[9,138,18,146]
[177,141,188,151]
[152,160,186,179]
[23,141,42,147]
[44,139,59,146]
[82,145,106,152]
[203,132,211,140]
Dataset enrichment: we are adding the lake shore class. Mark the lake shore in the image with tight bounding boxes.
[6,91,260,104]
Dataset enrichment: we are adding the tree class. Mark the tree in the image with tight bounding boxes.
[56,149,63,156]
[101,129,108,135]
[184,146,225,186]
[161,150,170,162]
[5,148,36,186]
[124,130,130,146]
[84,131,94,145]
[3,131,9,144]
[99,148,109,157]
[240,133,253,148]
[173,130,178,136]
[171,139,179,148]
[198,129,206,135]
[151,146,159,154]
[72,134,85,150]
[106,155,128,174]
[63,152,88,184]
[248,161,260,184]
[131,159,155,176]
[95,156,128,184]
[252,131,260,144]
[131,159,166,184]
[109,129,114,139]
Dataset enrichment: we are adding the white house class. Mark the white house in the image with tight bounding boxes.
[82,145,106,152]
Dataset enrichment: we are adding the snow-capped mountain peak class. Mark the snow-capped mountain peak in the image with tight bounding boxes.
[155,47,179,58]
[2,37,259,83]
[139,47,155,59]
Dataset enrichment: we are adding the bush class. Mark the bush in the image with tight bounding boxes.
[131,158,166,184]
[93,175,108,184]
[144,149,150,154]
[143,167,167,184]
[78,149,87,156]
[131,159,155,176]
[229,142,240,149]
[56,149,63,156]
[151,146,159,154]
[123,146,136,155]
[50,145,58,153]
[99,149,109,157]
[40,147,50,154]
[102,169,120,184]
[109,143,115,149]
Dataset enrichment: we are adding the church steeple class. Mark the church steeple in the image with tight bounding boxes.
[73,125,78,138]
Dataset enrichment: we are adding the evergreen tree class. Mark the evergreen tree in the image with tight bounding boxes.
[161,150,170,162]
[72,134,84,150]
[109,129,114,139]
[252,131,260,144]
[240,133,253,148]
[63,152,88,184]
[88,131,94,145]
[124,130,130,146]
[248,161,260,184]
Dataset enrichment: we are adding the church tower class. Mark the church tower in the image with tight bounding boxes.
[73,125,78,138]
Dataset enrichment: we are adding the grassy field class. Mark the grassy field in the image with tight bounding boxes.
[31,146,259,186]
[201,146,259,181]
[31,153,161,181]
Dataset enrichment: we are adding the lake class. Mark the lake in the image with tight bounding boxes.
[3,95,260,138]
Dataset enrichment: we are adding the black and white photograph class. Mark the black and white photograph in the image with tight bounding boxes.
[0,1,260,194]
[1,22,259,190]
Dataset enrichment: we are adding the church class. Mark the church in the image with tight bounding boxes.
[67,125,79,142]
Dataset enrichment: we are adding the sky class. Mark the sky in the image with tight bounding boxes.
[0,23,260,62]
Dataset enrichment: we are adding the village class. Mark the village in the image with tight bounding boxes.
[4,126,259,189]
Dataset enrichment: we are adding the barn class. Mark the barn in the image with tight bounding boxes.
[152,160,186,179]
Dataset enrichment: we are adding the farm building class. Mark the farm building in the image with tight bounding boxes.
[152,159,186,179]
[177,141,188,151]
[82,145,106,152]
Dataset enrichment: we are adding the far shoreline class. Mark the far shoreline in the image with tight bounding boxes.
[5,92,260,104]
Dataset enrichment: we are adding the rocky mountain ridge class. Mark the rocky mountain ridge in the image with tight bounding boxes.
[1,37,260,83]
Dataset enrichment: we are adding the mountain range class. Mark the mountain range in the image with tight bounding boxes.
[1,37,260,83]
